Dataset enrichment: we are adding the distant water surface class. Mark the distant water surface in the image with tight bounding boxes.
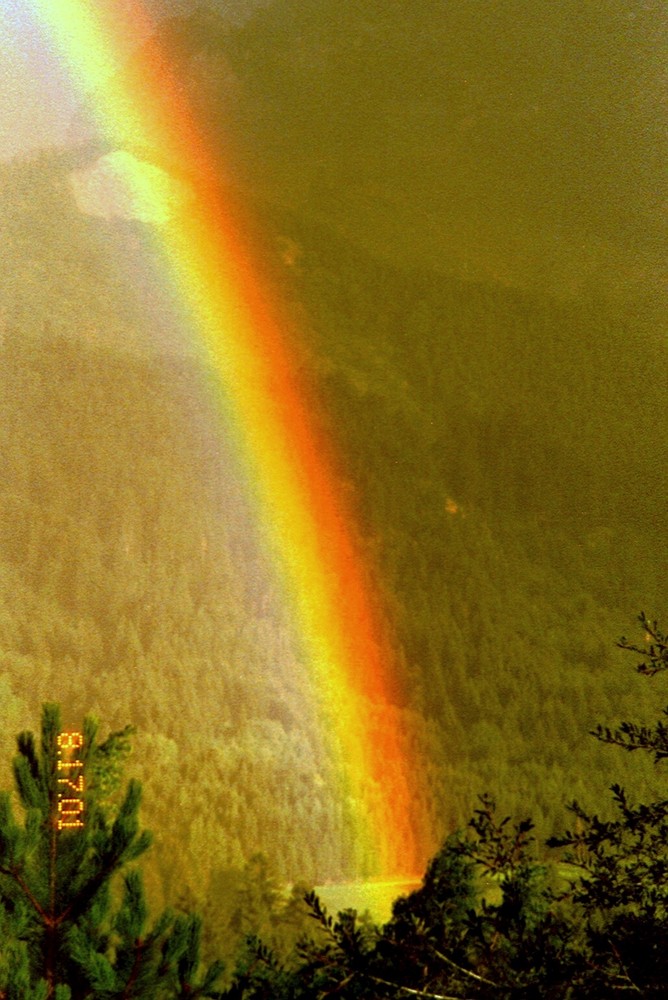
[314,880,420,924]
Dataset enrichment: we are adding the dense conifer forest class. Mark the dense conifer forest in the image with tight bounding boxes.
[1,3,666,993]
[0,139,667,900]
[1,625,667,996]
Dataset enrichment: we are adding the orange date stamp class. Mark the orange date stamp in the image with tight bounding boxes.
[57,731,85,830]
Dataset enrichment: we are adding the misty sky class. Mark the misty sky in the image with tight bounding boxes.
[0,8,75,160]
[1,1,665,297]
[0,0,265,160]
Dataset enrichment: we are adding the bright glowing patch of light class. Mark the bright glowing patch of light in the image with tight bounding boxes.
[70,150,192,224]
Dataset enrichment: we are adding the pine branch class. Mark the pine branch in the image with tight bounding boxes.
[366,974,479,1000]
[120,938,148,999]
[57,852,133,928]
[618,613,668,677]
[591,720,668,761]
[432,947,500,989]
[0,864,48,923]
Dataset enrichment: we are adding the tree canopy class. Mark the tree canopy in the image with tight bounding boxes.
[0,704,224,999]
[231,615,668,997]
[2,616,667,996]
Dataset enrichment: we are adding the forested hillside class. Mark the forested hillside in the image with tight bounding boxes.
[4,644,668,997]
[0,141,666,906]
[0,0,666,919]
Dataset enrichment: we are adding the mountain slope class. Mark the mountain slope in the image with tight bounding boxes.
[0,198,666,894]
[151,0,668,296]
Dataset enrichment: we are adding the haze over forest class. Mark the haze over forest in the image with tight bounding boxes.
[0,0,666,938]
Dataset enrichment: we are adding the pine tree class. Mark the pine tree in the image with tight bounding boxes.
[548,613,668,995]
[0,704,226,999]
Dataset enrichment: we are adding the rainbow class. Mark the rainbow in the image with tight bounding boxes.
[24,0,428,877]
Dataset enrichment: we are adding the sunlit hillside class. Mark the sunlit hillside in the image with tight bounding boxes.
[0,0,666,921]
[1,142,667,900]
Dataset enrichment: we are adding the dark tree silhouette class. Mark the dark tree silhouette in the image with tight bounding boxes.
[0,704,226,999]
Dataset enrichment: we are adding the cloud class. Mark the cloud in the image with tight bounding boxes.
[70,149,191,225]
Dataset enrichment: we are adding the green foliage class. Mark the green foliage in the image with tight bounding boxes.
[544,615,668,995]
[0,704,225,999]
[1,278,666,893]
[588,614,668,761]
[1,135,667,892]
[2,619,668,997]
[242,817,573,998]
[2,7,666,987]
[229,616,668,997]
